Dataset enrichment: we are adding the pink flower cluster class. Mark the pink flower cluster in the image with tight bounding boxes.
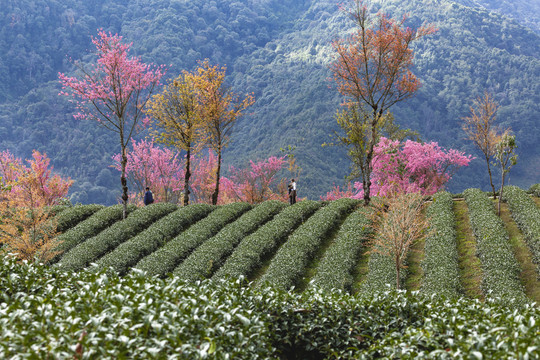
[224,156,288,203]
[111,139,184,204]
[322,137,473,200]
[0,150,73,207]
[59,30,165,125]
[112,142,289,205]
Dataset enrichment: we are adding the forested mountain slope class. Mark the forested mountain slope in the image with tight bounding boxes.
[0,0,538,203]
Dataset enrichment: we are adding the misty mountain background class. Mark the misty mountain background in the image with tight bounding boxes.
[0,0,538,204]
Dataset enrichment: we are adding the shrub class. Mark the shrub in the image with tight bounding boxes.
[94,204,214,275]
[134,202,252,277]
[50,204,136,263]
[421,191,462,298]
[55,204,104,233]
[464,188,527,304]
[173,200,286,281]
[2,254,538,359]
[309,206,372,292]
[213,200,322,280]
[257,198,359,290]
[56,203,177,271]
[528,183,540,197]
[359,250,398,293]
[502,185,540,272]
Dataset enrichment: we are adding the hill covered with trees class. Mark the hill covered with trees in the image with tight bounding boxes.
[0,0,538,203]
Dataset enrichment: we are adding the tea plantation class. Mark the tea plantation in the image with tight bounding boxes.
[1,186,540,358]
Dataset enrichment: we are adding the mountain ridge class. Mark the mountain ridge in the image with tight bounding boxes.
[0,0,538,203]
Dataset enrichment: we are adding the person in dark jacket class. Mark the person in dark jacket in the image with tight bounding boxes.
[143,187,154,206]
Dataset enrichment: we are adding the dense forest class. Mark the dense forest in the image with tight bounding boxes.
[0,0,538,204]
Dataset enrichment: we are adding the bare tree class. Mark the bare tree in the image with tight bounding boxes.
[462,92,501,198]
[369,192,430,289]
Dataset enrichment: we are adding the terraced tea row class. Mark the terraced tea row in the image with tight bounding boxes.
[47,188,540,302]
[421,191,461,298]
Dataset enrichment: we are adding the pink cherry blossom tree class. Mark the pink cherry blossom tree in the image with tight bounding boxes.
[59,30,165,218]
[370,137,473,197]
[323,138,472,199]
[225,156,288,204]
[111,139,184,205]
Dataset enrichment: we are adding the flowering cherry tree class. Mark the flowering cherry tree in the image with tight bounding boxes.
[59,30,165,218]
[188,151,288,204]
[330,0,436,205]
[111,139,184,205]
[323,138,472,199]
[224,156,288,204]
[369,138,473,197]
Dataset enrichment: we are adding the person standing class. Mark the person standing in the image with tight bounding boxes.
[288,183,293,205]
[143,187,154,206]
[290,179,297,204]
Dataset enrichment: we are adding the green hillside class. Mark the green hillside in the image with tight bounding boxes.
[0,0,538,203]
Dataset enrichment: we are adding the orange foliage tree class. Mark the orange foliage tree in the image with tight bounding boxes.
[191,60,255,205]
[146,71,207,206]
[330,0,436,205]
[0,150,72,263]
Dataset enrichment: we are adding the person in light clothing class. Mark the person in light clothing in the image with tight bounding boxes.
[290,179,297,204]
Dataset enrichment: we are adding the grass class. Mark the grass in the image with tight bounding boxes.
[499,202,540,303]
[351,249,371,294]
[454,200,484,300]
[404,237,425,292]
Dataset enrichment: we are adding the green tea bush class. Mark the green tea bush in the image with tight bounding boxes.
[503,185,540,271]
[134,202,252,277]
[464,188,527,304]
[94,204,214,275]
[213,200,322,280]
[1,254,538,359]
[51,204,136,263]
[421,191,462,298]
[55,204,104,232]
[56,203,177,271]
[257,198,359,290]
[309,206,372,292]
[47,204,70,216]
[360,249,398,293]
[528,183,540,197]
[173,201,286,281]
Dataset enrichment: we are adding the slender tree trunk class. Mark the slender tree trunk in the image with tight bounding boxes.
[485,154,496,199]
[363,112,378,206]
[120,132,129,219]
[498,170,505,216]
[363,152,373,206]
[396,258,400,290]
[183,147,191,207]
[211,147,222,205]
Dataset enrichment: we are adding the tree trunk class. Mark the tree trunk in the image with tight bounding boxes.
[498,170,505,216]
[485,154,496,199]
[211,147,222,205]
[363,112,378,206]
[396,261,400,290]
[120,133,129,219]
[183,147,191,207]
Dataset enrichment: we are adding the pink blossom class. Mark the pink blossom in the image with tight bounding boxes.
[323,137,473,199]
